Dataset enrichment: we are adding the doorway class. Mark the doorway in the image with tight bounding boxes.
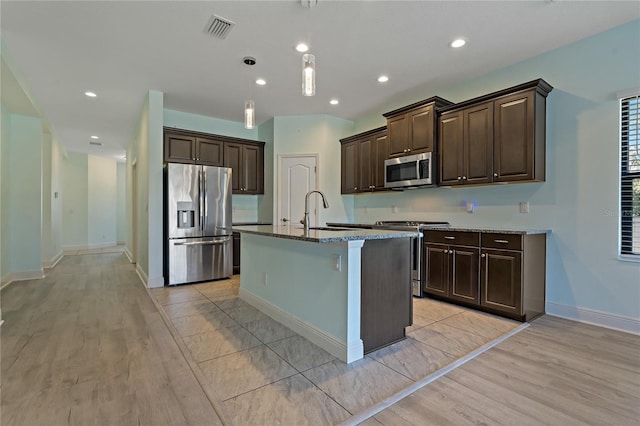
[131,161,138,264]
[277,154,318,227]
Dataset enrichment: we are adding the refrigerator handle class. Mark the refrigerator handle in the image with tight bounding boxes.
[203,168,207,232]
[199,169,204,232]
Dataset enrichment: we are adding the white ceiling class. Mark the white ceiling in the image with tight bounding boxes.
[1,1,638,160]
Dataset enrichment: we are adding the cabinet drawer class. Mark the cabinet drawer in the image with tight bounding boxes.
[481,233,522,250]
[423,230,479,246]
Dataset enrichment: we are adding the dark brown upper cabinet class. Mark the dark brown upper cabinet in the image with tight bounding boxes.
[439,102,494,186]
[224,141,264,194]
[340,127,388,194]
[383,97,453,158]
[437,79,552,187]
[164,128,265,194]
[164,132,224,166]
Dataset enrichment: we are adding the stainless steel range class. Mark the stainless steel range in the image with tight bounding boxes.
[374,221,450,297]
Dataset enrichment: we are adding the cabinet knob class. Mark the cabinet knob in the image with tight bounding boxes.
[407,149,411,152]
[458,176,462,180]
[354,187,358,190]
[481,253,486,258]
[494,173,498,177]
[463,176,467,180]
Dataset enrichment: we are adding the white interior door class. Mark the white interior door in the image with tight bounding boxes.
[278,155,318,227]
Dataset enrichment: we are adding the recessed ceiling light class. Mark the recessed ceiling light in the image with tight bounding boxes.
[450,38,466,48]
[377,75,389,83]
[84,91,97,97]
[90,135,99,139]
[330,99,339,105]
[295,43,309,53]
[255,78,266,86]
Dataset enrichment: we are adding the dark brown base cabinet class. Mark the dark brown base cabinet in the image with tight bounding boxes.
[361,238,412,354]
[232,232,240,274]
[423,230,546,322]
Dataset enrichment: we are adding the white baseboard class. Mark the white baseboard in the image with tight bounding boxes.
[546,301,640,335]
[240,288,359,363]
[42,250,64,269]
[147,276,165,288]
[134,264,164,288]
[124,247,134,263]
[0,269,45,289]
[63,242,118,252]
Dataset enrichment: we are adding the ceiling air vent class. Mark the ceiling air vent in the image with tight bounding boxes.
[89,141,103,146]
[204,14,235,39]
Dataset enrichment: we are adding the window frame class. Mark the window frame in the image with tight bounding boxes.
[620,93,640,258]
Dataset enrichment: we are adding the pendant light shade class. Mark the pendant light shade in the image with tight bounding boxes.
[302,53,316,96]
[244,100,255,129]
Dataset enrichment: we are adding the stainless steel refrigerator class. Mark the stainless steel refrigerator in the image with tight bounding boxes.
[165,163,233,285]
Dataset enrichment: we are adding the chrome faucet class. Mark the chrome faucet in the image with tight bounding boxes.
[301,190,330,231]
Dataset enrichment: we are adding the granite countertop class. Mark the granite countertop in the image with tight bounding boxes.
[423,226,550,235]
[326,222,550,235]
[232,224,420,243]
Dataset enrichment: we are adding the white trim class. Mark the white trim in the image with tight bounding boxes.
[0,269,45,288]
[616,87,640,99]
[546,301,640,335]
[135,263,149,286]
[42,250,64,269]
[63,242,118,252]
[147,276,165,288]
[240,287,357,363]
[338,323,529,426]
[124,247,134,263]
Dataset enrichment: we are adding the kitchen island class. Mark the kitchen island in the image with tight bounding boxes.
[232,225,419,363]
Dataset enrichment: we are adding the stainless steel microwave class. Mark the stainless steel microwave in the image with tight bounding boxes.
[384,152,433,189]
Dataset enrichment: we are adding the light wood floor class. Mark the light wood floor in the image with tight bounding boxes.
[2,252,639,426]
[1,252,224,426]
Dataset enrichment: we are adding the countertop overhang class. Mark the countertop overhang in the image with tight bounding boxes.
[232,224,420,243]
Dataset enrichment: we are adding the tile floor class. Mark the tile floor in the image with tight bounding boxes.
[150,276,520,425]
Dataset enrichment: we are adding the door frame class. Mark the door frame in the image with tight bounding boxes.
[276,153,319,227]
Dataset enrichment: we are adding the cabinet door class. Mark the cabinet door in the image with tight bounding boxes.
[373,132,388,190]
[232,232,241,274]
[449,246,480,304]
[409,104,435,153]
[165,133,195,163]
[481,249,522,316]
[341,141,358,194]
[423,243,449,297]
[494,91,535,182]
[224,143,242,192]
[196,137,224,166]
[464,102,493,185]
[438,112,464,185]
[387,115,409,157]
[358,138,373,192]
[242,144,263,194]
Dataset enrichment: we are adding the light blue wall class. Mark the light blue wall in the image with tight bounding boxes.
[116,162,126,243]
[257,118,275,223]
[1,105,9,281]
[272,115,355,225]
[87,155,117,247]
[62,152,89,248]
[352,20,640,320]
[7,114,42,273]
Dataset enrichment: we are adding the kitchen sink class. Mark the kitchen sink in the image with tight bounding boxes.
[297,226,352,231]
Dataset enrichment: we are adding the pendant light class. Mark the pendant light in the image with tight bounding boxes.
[300,0,317,96]
[244,100,255,129]
[243,56,256,129]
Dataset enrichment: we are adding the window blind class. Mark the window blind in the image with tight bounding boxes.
[621,95,639,255]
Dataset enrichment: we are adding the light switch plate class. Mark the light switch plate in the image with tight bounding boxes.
[519,202,530,213]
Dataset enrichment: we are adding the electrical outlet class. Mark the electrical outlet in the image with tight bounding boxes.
[519,202,530,213]
[261,272,268,286]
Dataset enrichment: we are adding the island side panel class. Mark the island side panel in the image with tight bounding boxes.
[360,237,412,354]
[238,233,363,362]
